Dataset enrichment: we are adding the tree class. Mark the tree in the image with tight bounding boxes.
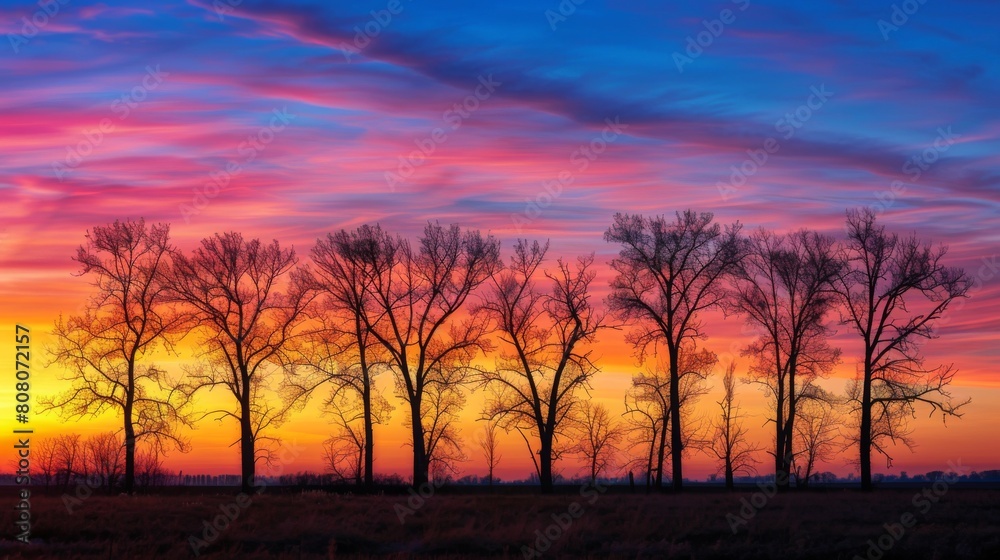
[729,228,841,490]
[298,225,396,487]
[793,399,840,488]
[170,232,316,493]
[423,379,468,482]
[31,438,58,488]
[605,210,742,491]
[573,402,623,484]
[708,362,761,489]
[135,444,167,488]
[84,432,125,493]
[53,434,83,489]
[360,222,500,487]
[477,418,503,490]
[43,219,190,494]
[834,208,971,491]
[623,345,714,489]
[479,240,607,492]
[321,403,366,484]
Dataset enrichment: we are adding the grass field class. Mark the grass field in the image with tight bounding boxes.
[2,488,999,559]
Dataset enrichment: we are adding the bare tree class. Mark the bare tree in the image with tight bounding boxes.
[31,438,58,488]
[477,418,503,490]
[360,222,500,487]
[573,402,623,484]
[321,403,366,484]
[708,362,761,489]
[135,444,167,488]
[53,434,83,489]
[623,345,714,489]
[605,210,742,491]
[170,232,316,493]
[43,219,190,494]
[834,208,971,491]
[84,432,125,493]
[296,225,396,487]
[729,228,841,490]
[479,240,607,493]
[422,378,468,482]
[793,399,840,488]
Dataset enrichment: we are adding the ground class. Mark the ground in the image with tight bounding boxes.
[1,488,999,559]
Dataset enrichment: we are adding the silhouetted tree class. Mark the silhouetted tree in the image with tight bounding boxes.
[84,431,125,493]
[321,403,366,484]
[729,228,841,490]
[43,219,190,494]
[170,232,316,493]
[605,210,742,491]
[296,225,396,487]
[834,208,971,491]
[359,222,500,487]
[793,399,840,488]
[624,345,714,489]
[30,438,58,488]
[573,402,623,484]
[479,240,606,493]
[423,376,468,482]
[53,434,83,489]
[708,362,761,490]
[477,418,503,490]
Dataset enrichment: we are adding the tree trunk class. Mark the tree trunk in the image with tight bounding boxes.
[410,399,428,487]
[123,389,136,495]
[655,416,667,490]
[669,346,683,492]
[539,434,553,494]
[240,380,255,494]
[363,376,374,489]
[860,358,874,491]
[725,457,734,490]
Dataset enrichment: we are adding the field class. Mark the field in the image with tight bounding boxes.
[2,488,999,559]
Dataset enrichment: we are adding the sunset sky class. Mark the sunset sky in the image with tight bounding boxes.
[2,0,998,482]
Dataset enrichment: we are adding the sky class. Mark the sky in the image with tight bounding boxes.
[1,0,999,482]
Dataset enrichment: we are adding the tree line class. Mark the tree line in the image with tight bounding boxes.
[42,208,971,494]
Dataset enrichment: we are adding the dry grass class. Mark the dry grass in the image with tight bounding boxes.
[1,489,999,559]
